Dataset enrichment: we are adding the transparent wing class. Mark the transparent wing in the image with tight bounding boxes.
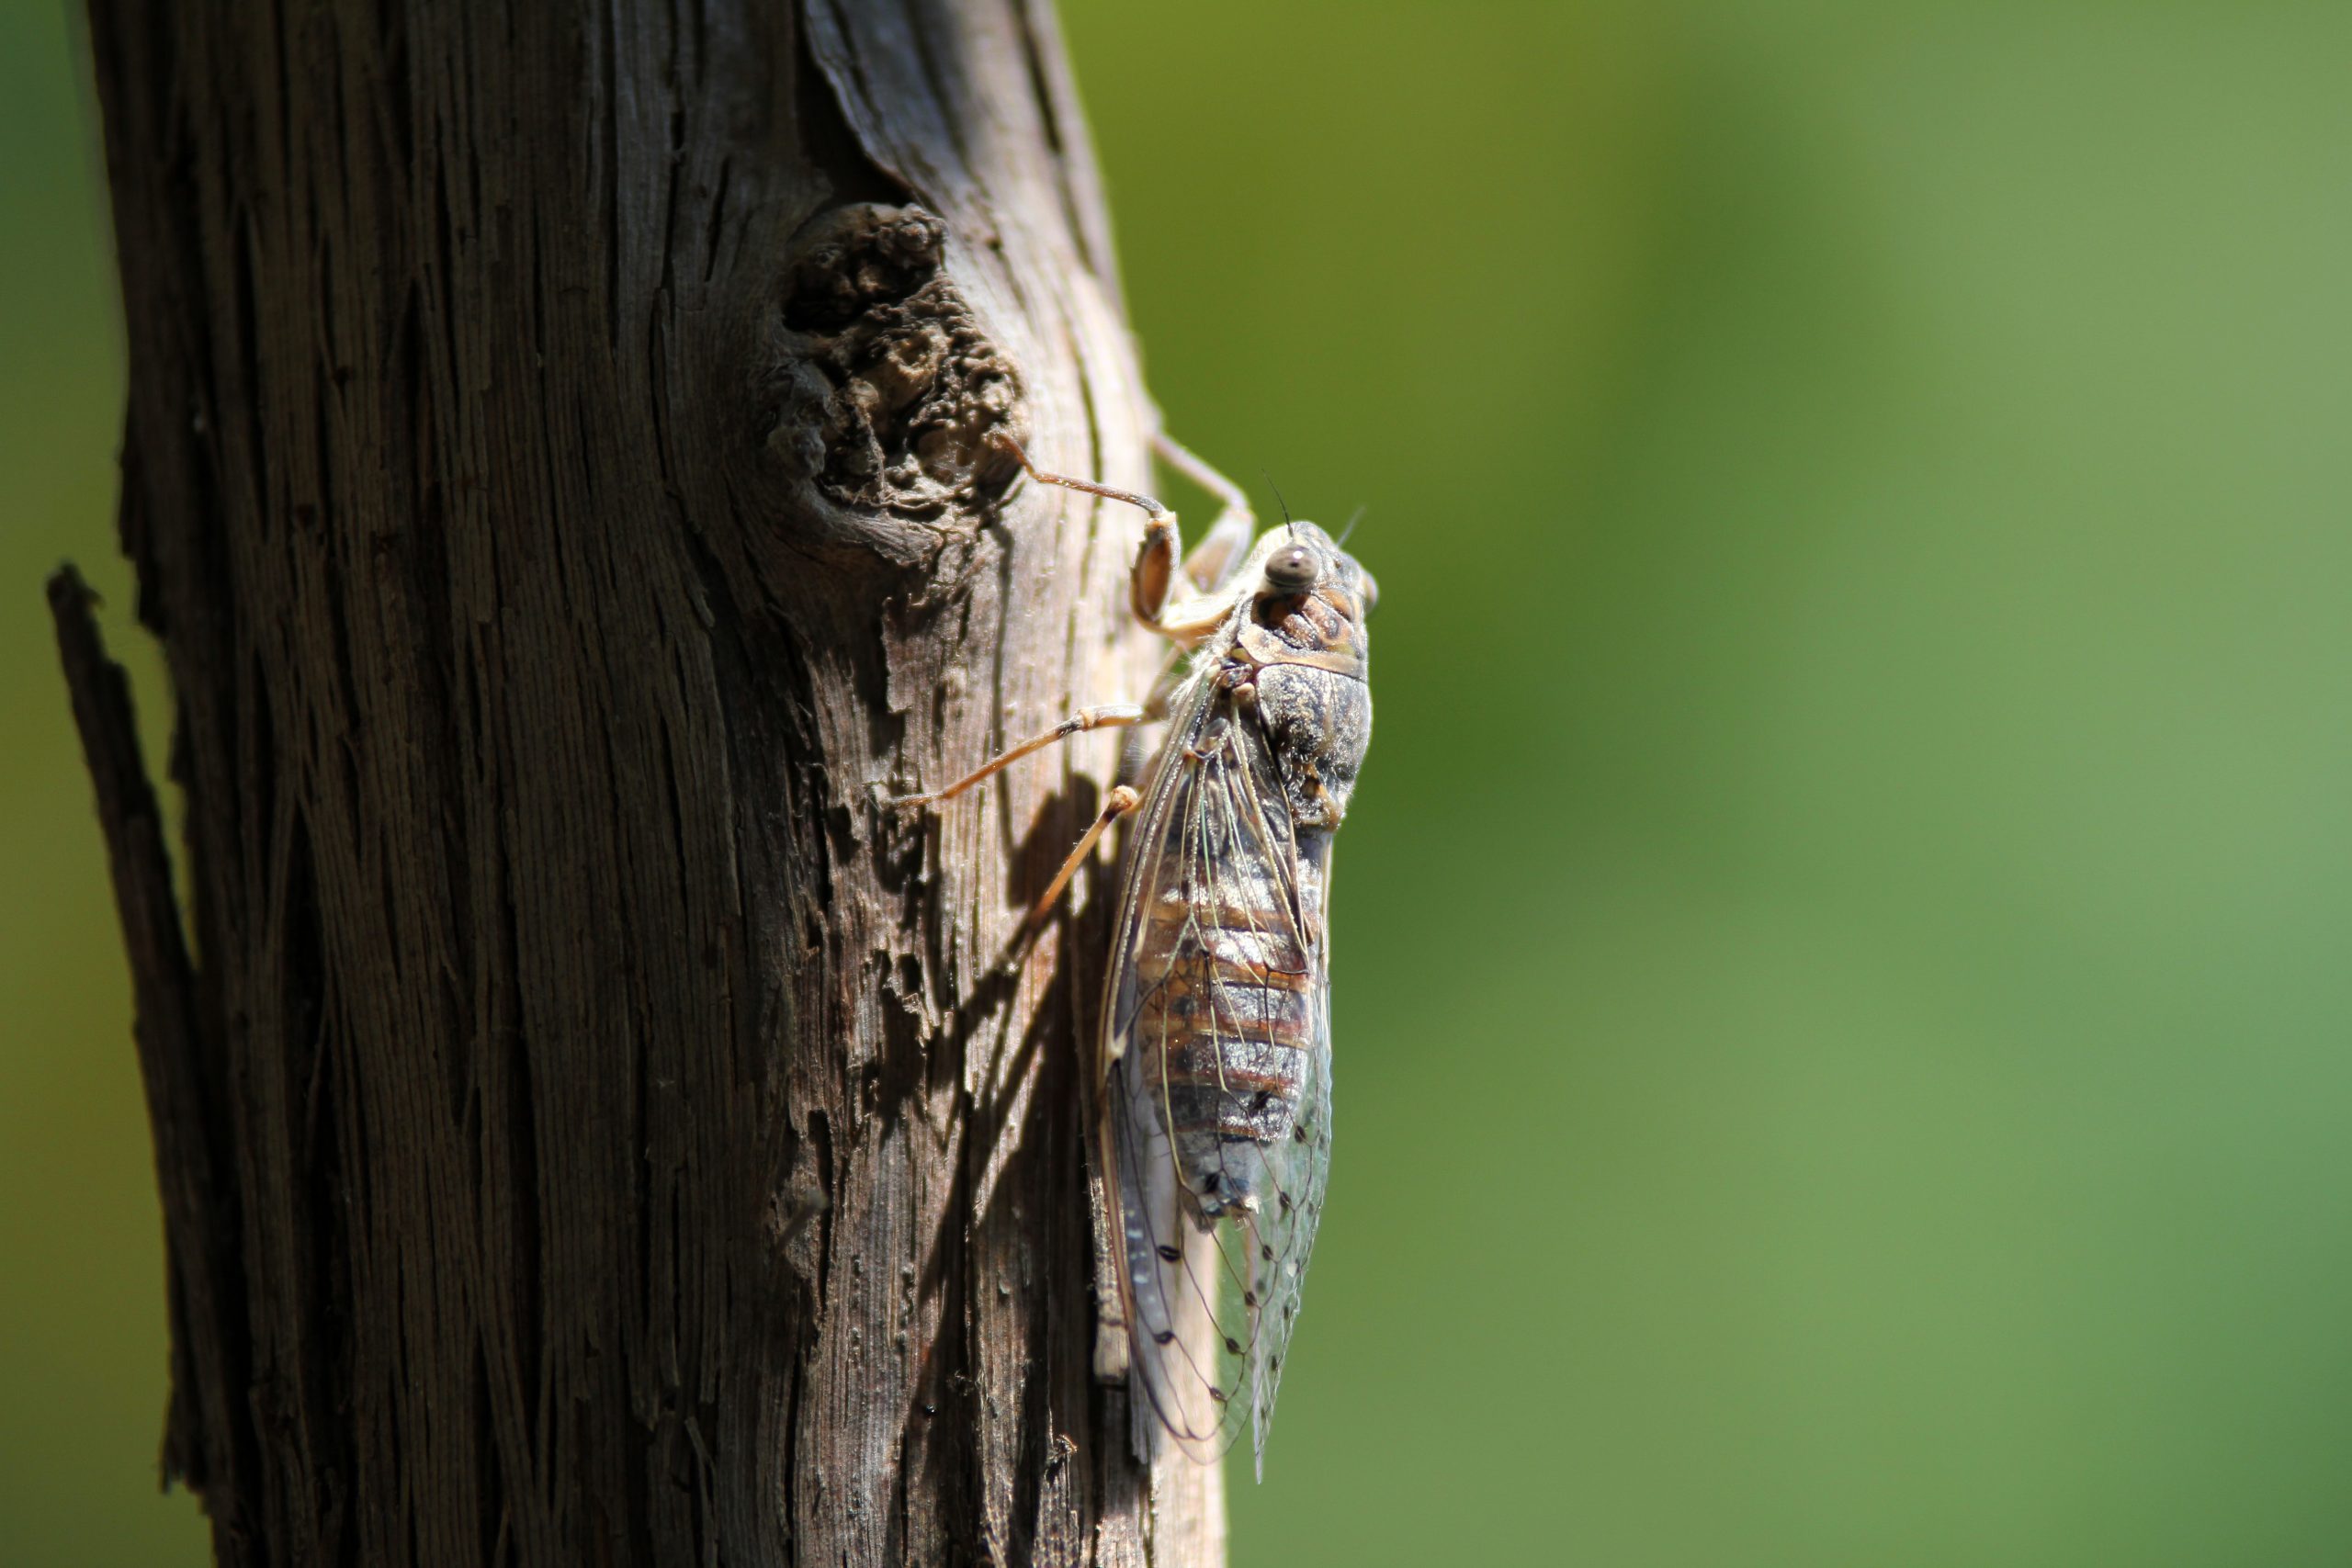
[1101,686,1333,1477]
[1244,829,1333,1481]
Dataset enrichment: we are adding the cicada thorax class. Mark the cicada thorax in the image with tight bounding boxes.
[1235,579,1374,832]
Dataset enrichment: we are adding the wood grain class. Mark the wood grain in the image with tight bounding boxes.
[66,1,1219,1561]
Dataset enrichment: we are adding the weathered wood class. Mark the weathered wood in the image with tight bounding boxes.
[67,1,1220,1562]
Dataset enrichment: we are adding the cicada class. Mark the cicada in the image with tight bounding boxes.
[894,434,1374,1478]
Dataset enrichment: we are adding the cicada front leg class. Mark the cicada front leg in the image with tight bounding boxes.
[995,435,1251,648]
[1151,430,1255,596]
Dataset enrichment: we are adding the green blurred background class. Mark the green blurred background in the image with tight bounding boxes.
[6,0,2348,1562]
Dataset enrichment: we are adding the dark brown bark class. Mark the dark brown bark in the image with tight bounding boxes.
[61,1,1219,1562]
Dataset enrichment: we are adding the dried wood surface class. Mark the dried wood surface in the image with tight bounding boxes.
[65,1,1218,1562]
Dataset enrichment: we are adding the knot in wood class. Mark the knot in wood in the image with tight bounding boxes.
[767,203,1023,530]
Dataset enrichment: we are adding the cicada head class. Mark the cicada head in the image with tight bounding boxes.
[1234,522,1374,680]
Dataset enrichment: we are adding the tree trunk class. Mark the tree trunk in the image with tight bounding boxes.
[58,2,1220,1562]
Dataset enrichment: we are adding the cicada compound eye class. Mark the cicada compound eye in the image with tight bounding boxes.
[1262,543,1317,593]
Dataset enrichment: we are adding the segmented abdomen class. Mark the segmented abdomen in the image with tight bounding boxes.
[1132,812,1328,1212]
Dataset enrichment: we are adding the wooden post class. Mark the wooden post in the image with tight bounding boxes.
[60,2,1221,1562]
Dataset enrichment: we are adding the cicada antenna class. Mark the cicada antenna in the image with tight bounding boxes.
[1336,505,1366,548]
[1263,471,1296,540]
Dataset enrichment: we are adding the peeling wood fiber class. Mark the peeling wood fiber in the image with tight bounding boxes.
[68,0,1218,1562]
